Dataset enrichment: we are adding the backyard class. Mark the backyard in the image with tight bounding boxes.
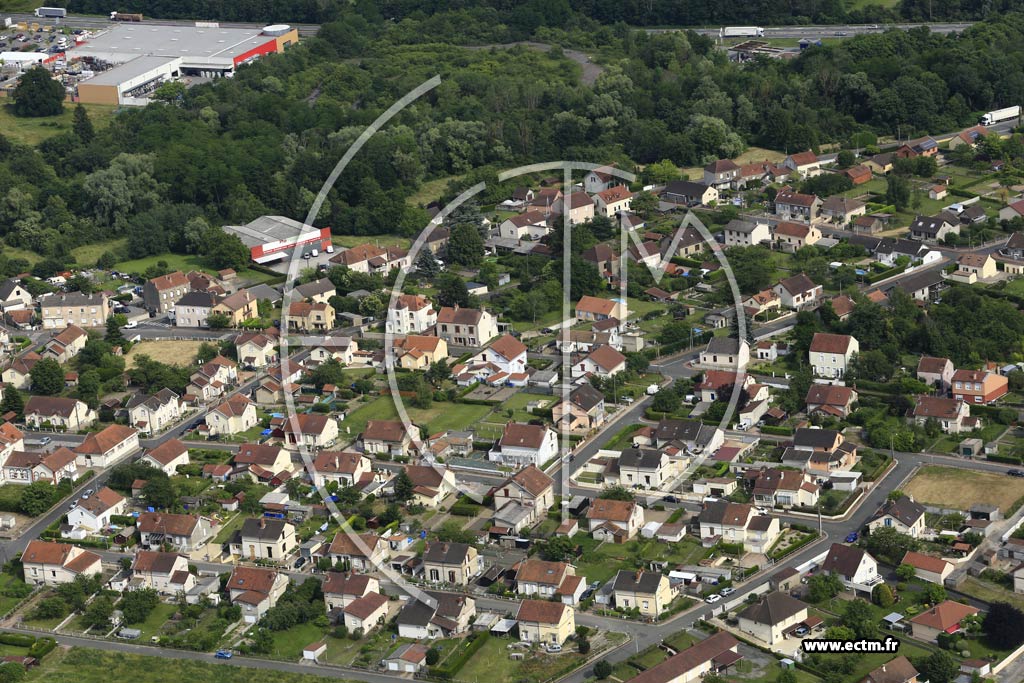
[574,536,711,584]
[125,341,206,368]
[904,465,1024,511]
[340,396,494,440]
[458,635,589,683]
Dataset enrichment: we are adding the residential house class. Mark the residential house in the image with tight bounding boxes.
[853,215,883,234]
[699,337,749,371]
[863,657,921,683]
[23,396,96,431]
[312,451,371,488]
[394,335,448,371]
[774,187,821,222]
[515,559,577,598]
[909,212,960,242]
[773,221,822,252]
[951,369,1008,404]
[581,244,620,283]
[395,591,477,640]
[288,301,334,332]
[174,291,219,328]
[139,439,190,475]
[744,289,781,317]
[309,337,357,366]
[383,644,429,674]
[805,384,858,418]
[137,512,213,551]
[697,502,780,553]
[909,601,979,642]
[697,370,746,403]
[212,289,258,326]
[386,294,437,335]
[949,125,990,150]
[516,600,575,645]
[479,334,527,376]
[227,566,289,624]
[586,498,644,541]
[491,464,555,534]
[553,193,595,225]
[868,496,926,538]
[234,443,291,475]
[489,422,558,469]
[821,196,867,224]
[552,384,606,433]
[911,396,975,434]
[235,332,278,369]
[66,487,126,531]
[499,210,549,241]
[282,413,338,449]
[73,424,138,468]
[126,389,183,436]
[21,540,101,586]
[294,279,336,304]
[40,292,109,329]
[892,268,945,302]
[737,592,809,646]
[652,418,724,454]
[205,395,257,436]
[901,551,954,585]
[3,447,77,486]
[783,428,858,475]
[594,186,633,217]
[2,353,39,390]
[783,150,821,175]
[330,244,409,274]
[809,332,859,379]
[362,420,417,458]
[701,159,739,189]
[129,551,196,595]
[722,219,770,247]
[875,238,937,267]
[575,296,625,322]
[748,468,819,509]
[401,465,457,507]
[143,271,190,314]
[327,532,388,572]
[661,180,718,207]
[231,518,296,561]
[917,356,954,392]
[821,543,881,594]
[572,344,626,378]
[617,448,673,490]
[625,632,742,683]
[773,273,822,309]
[322,572,379,611]
[584,165,622,193]
[422,542,482,585]
[436,306,498,347]
[42,325,87,364]
[612,570,673,617]
[0,280,33,312]
[952,253,997,282]
[865,153,895,175]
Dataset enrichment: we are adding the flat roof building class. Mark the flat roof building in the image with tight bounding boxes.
[222,215,332,264]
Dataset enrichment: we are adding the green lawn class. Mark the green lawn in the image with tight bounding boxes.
[457,636,587,683]
[497,391,553,422]
[575,537,710,584]
[1001,278,1024,296]
[0,103,119,147]
[130,602,177,641]
[24,647,351,683]
[0,573,31,616]
[72,239,128,267]
[213,513,247,544]
[115,253,280,285]
[266,622,328,660]
[405,174,463,208]
[341,396,493,439]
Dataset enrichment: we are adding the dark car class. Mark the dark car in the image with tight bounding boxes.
[1009,469,1024,477]
[293,556,307,569]
[663,495,679,503]
[845,532,858,543]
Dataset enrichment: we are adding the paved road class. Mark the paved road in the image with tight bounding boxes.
[675,22,975,39]
[5,12,320,36]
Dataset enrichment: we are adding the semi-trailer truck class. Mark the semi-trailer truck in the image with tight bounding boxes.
[721,26,765,38]
[110,12,143,21]
[34,7,67,18]
[980,106,1021,126]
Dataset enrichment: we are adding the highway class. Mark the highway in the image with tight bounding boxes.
[4,12,321,36]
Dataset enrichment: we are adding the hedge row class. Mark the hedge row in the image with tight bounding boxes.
[28,637,56,659]
[759,425,793,436]
[769,531,819,561]
[0,634,35,647]
[449,502,482,517]
[864,263,906,284]
[431,632,490,680]
[986,453,1022,465]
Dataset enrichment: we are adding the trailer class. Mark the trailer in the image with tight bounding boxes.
[721,26,764,38]
[110,11,143,21]
[980,105,1021,126]
[34,7,67,18]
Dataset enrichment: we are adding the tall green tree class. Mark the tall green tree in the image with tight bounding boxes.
[29,358,64,396]
[447,223,484,268]
[72,104,95,143]
[11,67,65,117]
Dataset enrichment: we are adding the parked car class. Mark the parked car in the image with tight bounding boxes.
[705,593,721,604]
[663,495,678,503]
[845,532,859,543]
[1009,469,1024,477]
[124,320,138,329]
[719,587,735,596]
[215,650,233,659]
[793,625,809,636]
[293,556,307,569]
[545,644,562,654]
[38,436,51,446]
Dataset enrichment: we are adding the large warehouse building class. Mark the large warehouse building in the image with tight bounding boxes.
[71,23,298,105]
[223,215,332,264]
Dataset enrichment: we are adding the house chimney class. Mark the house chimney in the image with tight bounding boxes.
[635,569,642,583]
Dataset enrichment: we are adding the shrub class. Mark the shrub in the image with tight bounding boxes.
[594,660,612,679]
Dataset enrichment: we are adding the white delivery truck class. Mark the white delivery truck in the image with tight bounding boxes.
[980,105,1021,126]
[721,26,765,38]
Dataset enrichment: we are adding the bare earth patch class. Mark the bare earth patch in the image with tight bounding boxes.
[904,465,1024,511]
[124,340,205,368]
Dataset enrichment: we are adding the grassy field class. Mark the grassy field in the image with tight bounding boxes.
[71,239,128,267]
[405,174,463,208]
[125,340,206,368]
[330,234,410,249]
[213,513,246,544]
[131,602,178,641]
[1001,278,1024,296]
[0,103,119,147]
[457,636,587,683]
[904,465,1024,511]
[341,396,493,439]
[267,622,327,660]
[25,647,352,683]
[679,147,785,181]
[575,536,710,583]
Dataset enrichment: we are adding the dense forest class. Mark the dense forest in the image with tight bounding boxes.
[63,0,1024,28]
[5,10,1024,278]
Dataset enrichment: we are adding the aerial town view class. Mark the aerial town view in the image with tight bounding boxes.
[3,2,1024,683]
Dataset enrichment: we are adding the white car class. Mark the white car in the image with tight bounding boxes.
[124,320,138,329]
[705,593,722,604]
[546,644,562,653]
